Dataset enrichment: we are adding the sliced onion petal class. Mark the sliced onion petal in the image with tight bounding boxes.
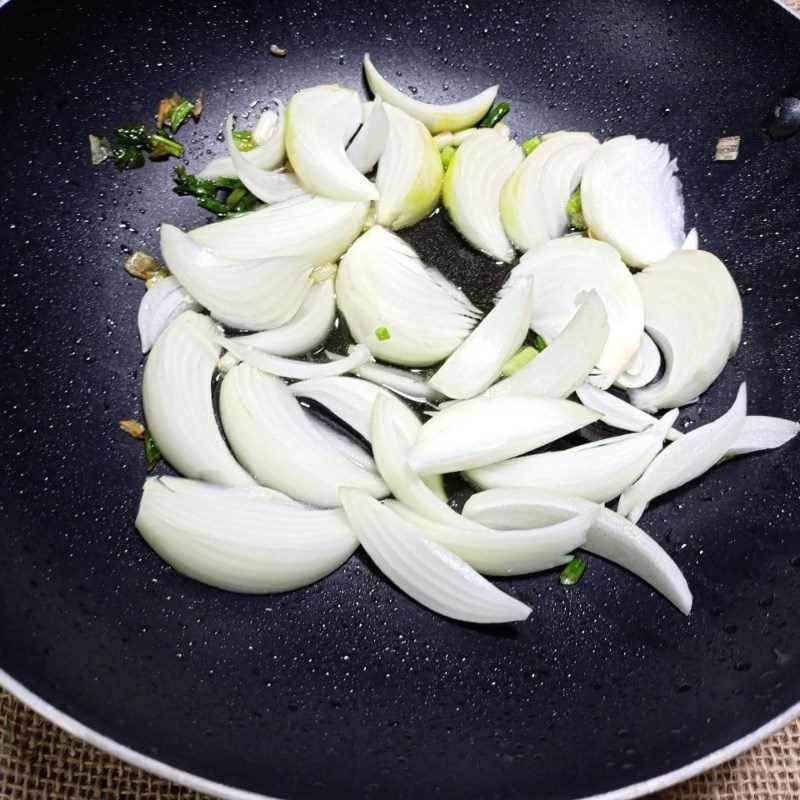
[136,476,357,593]
[727,415,799,457]
[346,97,390,173]
[682,228,699,250]
[614,332,662,390]
[137,276,201,353]
[340,488,530,624]
[618,383,747,522]
[142,311,255,486]
[463,487,692,614]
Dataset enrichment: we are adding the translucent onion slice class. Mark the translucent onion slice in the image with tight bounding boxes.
[224,115,303,203]
[160,224,312,331]
[137,276,201,354]
[581,135,686,267]
[375,102,444,230]
[198,104,285,180]
[466,410,678,504]
[407,395,600,475]
[346,98,390,174]
[614,332,661,390]
[142,311,254,486]
[228,280,335,357]
[387,500,593,577]
[575,383,682,442]
[363,54,498,134]
[618,383,747,523]
[463,488,692,614]
[728,415,799,457]
[340,488,530,624]
[327,347,441,402]
[335,226,479,366]
[189,194,369,266]
[136,476,357,593]
[485,290,609,399]
[290,375,446,500]
[220,339,372,380]
[285,84,377,201]
[219,364,388,507]
[442,128,524,262]
[501,237,644,387]
[629,250,743,412]
[499,131,600,251]
[429,278,534,400]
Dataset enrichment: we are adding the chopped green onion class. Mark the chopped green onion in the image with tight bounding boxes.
[232,130,257,152]
[440,145,456,169]
[566,188,587,231]
[149,132,185,159]
[229,192,259,214]
[478,102,511,128]
[226,186,249,208]
[144,269,171,289]
[113,143,145,171]
[144,430,162,471]
[115,123,151,149]
[560,557,586,586]
[533,334,548,352]
[522,136,543,155]
[172,167,217,198]
[197,197,230,216]
[501,346,538,376]
[213,176,245,190]
[170,99,195,132]
[375,326,391,341]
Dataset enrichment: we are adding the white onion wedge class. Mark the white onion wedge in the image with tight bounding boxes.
[463,488,692,614]
[575,383,682,442]
[630,250,743,412]
[159,224,312,331]
[219,364,387,507]
[340,488,530,624]
[728,415,800,457]
[335,226,479,366]
[220,339,372,380]
[614,332,661,390]
[142,311,254,486]
[327,347,440,402]
[682,228,699,250]
[346,98,390,173]
[285,84,377,201]
[375,103,444,230]
[499,131,600,251]
[466,410,678,504]
[429,278,534,399]
[581,135,686,267]
[137,276,201,354]
[189,194,369,266]
[442,128,523,262]
[502,237,643,387]
[363,54,498,134]
[407,396,600,475]
[290,375,446,500]
[224,115,303,203]
[228,280,335,356]
[618,383,747,522]
[485,290,609,399]
[136,476,357,593]
[387,500,593,577]
[198,105,285,180]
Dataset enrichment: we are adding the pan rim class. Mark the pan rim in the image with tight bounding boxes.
[1,665,799,800]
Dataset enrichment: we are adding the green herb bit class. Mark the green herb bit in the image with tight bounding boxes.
[144,430,162,471]
[149,131,184,159]
[375,326,391,341]
[522,136,543,156]
[226,186,249,208]
[717,453,736,466]
[170,99,195,132]
[115,123,151,149]
[560,557,587,586]
[144,269,171,289]
[198,196,230,216]
[533,334,548,352]
[228,191,259,214]
[113,143,145,171]
[478,101,511,129]
[232,130,257,152]
[566,188,587,231]
[213,176,245,190]
[172,166,217,198]
[501,346,537,376]
[440,145,456,169]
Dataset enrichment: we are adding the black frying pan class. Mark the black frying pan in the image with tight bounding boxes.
[1,0,799,798]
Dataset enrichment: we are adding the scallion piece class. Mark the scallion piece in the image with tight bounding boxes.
[566,188,587,231]
[229,192,259,214]
[172,167,217,198]
[232,130,257,152]
[478,102,510,129]
[225,186,249,208]
[501,346,537,376]
[440,145,456,169]
[522,135,542,155]
[197,197,230,216]
[213,176,245,190]
[533,334,548,352]
[149,132,185,158]
[170,99,195,132]
[559,557,586,586]
[375,326,391,341]
[144,430,162,471]
[113,143,145,171]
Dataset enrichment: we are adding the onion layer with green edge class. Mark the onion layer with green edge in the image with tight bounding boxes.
[136,476,357,593]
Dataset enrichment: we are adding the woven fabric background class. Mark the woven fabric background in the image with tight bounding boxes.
[2,0,799,797]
